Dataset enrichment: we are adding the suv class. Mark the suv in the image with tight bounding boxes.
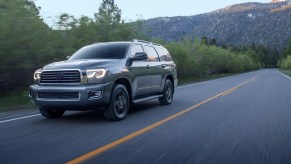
[29,40,178,121]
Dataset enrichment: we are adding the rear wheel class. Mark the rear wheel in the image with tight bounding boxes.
[103,84,129,121]
[159,79,173,105]
[39,107,65,118]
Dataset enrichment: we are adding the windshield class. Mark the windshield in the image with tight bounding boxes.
[69,43,129,60]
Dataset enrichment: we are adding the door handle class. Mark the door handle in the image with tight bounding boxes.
[146,65,151,69]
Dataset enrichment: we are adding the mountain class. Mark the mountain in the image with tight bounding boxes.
[271,0,287,3]
[144,2,291,50]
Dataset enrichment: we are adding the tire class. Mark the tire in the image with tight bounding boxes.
[103,84,129,121]
[39,107,65,118]
[159,79,174,105]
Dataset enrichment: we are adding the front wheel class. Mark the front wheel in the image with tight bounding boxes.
[159,79,174,105]
[103,84,129,121]
[39,107,65,118]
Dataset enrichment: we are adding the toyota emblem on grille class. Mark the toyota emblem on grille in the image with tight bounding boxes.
[55,72,63,80]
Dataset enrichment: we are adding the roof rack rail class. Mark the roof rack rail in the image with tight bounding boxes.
[131,39,161,46]
[152,43,161,46]
[131,39,151,44]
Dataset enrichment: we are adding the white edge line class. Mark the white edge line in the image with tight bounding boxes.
[0,114,41,124]
[0,111,39,120]
[277,70,291,80]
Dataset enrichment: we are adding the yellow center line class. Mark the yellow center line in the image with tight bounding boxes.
[221,87,238,96]
[66,76,257,164]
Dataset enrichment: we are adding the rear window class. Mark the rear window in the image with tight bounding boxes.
[156,47,173,61]
[69,43,129,60]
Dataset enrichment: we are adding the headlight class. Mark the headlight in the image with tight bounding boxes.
[34,69,42,80]
[86,69,107,78]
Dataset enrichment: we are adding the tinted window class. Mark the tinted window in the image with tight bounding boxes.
[156,47,173,61]
[144,46,159,61]
[69,43,129,60]
[130,44,144,57]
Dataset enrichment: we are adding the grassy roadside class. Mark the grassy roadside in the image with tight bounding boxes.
[280,69,291,77]
[0,90,33,112]
[0,72,239,113]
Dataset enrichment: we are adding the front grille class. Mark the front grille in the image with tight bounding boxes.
[38,92,79,99]
[40,70,81,83]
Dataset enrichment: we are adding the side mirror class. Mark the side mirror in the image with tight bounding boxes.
[131,52,148,61]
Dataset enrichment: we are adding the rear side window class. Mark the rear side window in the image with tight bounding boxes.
[156,47,173,62]
[130,44,144,57]
[144,46,159,62]
[69,43,129,60]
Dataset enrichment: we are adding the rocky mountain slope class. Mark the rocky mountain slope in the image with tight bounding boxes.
[145,1,291,50]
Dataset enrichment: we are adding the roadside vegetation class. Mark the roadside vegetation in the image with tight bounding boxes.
[157,38,258,81]
[0,0,288,110]
[278,40,291,74]
[0,91,32,111]
[280,70,291,77]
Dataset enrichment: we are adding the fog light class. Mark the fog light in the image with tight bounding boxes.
[88,91,102,100]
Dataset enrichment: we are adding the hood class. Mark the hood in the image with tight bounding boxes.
[43,59,121,70]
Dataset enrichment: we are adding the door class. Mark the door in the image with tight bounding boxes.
[128,44,153,99]
[143,45,163,94]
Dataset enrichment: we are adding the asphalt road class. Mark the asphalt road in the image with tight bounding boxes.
[1,69,291,164]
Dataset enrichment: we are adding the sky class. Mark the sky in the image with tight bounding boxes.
[34,0,271,26]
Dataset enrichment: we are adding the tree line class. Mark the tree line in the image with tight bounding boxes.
[0,0,288,94]
[278,40,291,69]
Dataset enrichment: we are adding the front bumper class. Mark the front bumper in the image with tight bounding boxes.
[29,83,113,110]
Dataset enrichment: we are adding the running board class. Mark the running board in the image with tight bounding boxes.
[133,95,163,103]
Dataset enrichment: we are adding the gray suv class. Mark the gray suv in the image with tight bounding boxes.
[29,40,178,121]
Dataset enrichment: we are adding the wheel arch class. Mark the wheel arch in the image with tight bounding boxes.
[113,78,132,103]
[165,74,175,93]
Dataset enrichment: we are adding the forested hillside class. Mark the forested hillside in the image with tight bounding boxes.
[145,2,291,50]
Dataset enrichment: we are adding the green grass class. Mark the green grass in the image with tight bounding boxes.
[0,90,33,112]
[280,69,291,77]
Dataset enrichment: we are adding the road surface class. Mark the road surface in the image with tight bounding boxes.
[1,69,291,164]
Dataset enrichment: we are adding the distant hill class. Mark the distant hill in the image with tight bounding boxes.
[144,2,291,50]
[271,0,287,3]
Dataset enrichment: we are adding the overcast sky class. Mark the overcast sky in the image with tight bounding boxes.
[34,0,271,26]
